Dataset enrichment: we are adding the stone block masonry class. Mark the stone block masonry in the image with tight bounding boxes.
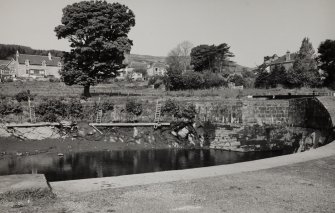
[191,97,334,152]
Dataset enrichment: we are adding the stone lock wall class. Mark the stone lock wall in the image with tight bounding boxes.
[191,98,333,152]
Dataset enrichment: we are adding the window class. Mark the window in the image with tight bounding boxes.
[42,60,46,67]
[25,59,29,66]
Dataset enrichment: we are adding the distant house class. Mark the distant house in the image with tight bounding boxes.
[117,61,147,81]
[14,51,62,78]
[147,62,167,76]
[264,51,297,72]
[0,59,16,80]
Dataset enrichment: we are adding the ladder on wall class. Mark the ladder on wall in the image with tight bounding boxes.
[154,100,162,129]
[28,97,36,123]
[96,109,103,123]
[30,106,36,123]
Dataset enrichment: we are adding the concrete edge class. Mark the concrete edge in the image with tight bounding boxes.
[50,142,335,194]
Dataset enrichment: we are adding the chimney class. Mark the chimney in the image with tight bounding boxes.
[286,51,291,61]
[16,50,19,61]
[48,52,52,60]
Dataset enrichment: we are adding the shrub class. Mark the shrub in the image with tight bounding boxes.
[36,99,67,122]
[148,76,161,85]
[0,94,6,100]
[125,99,143,116]
[203,71,226,88]
[4,78,13,83]
[177,103,197,120]
[15,91,33,102]
[182,71,204,90]
[165,70,226,91]
[101,99,114,112]
[67,99,83,118]
[228,74,245,86]
[0,100,22,115]
[49,78,61,83]
[148,76,165,89]
[161,99,179,116]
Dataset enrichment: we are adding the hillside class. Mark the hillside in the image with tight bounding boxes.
[128,54,166,64]
[0,44,64,59]
[0,43,253,71]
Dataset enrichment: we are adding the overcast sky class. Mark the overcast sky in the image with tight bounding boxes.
[0,0,334,67]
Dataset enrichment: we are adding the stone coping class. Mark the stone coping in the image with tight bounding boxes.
[0,174,49,195]
[50,141,335,195]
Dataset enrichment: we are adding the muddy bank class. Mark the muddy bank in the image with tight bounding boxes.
[0,121,205,157]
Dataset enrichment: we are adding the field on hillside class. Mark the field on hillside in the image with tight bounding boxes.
[0,81,334,102]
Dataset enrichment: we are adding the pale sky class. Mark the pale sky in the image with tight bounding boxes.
[0,0,334,67]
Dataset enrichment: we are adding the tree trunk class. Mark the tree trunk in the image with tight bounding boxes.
[83,85,91,97]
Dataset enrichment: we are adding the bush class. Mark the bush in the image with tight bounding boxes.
[4,78,13,83]
[15,91,33,102]
[162,99,180,116]
[203,71,226,88]
[0,100,22,116]
[36,99,67,122]
[228,74,245,86]
[177,103,197,120]
[0,94,6,100]
[125,99,143,116]
[49,78,61,83]
[67,99,83,118]
[165,70,226,91]
[101,99,114,112]
[148,76,164,88]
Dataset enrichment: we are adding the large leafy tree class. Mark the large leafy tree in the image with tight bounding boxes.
[287,37,322,87]
[318,39,335,88]
[55,1,135,97]
[190,43,234,72]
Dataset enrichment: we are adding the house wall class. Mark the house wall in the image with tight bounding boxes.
[147,67,167,76]
[16,63,61,78]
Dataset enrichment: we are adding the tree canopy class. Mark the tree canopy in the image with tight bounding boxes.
[55,0,135,96]
[287,37,322,87]
[190,43,234,73]
[318,39,335,89]
[166,41,193,72]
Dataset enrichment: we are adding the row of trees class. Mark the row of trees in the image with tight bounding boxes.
[190,43,234,73]
[165,41,235,90]
[255,38,335,89]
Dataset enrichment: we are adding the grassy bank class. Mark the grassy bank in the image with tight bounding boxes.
[1,81,333,101]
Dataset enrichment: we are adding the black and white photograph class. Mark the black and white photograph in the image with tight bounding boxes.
[0,0,335,212]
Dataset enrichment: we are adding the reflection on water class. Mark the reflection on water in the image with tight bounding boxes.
[0,149,290,182]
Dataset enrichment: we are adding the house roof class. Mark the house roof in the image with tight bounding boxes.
[0,64,9,70]
[151,62,167,69]
[0,60,11,66]
[18,54,62,66]
[129,61,147,70]
[270,52,298,65]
